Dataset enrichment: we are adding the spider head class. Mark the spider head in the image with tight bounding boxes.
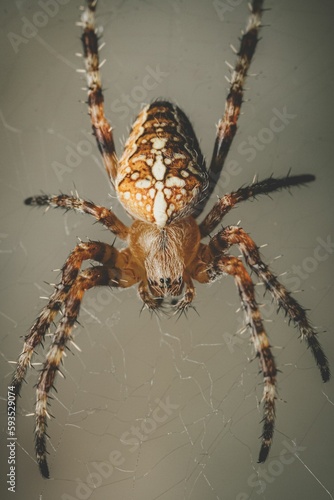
[130,220,199,300]
[143,227,185,298]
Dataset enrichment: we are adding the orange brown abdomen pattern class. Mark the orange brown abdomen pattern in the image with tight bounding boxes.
[116,101,208,227]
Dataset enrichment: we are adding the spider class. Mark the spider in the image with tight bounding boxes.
[11,0,330,479]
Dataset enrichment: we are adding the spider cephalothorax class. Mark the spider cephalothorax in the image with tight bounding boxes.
[11,0,329,480]
[129,216,201,305]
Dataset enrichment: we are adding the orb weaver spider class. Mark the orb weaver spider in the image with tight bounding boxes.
[11,0,330,478]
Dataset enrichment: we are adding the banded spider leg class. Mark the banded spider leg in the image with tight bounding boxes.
[195,0,264,217]
[12,238,139,478]
[192,221,330,461]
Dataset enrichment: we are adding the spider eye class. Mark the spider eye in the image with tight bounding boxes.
[158,277,172,288]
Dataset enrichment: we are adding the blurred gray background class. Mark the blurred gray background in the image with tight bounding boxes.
[1,1,334,499]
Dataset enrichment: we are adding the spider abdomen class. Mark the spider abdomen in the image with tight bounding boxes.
[116,101,208,227]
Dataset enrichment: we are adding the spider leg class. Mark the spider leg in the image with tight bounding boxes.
[13,238,138,478]
[25,194,129,240]
[195,0,264,217]
[34,264,128,478]
[191,249,277,463]
[199,174,315,237]
[11,241,128,400]
[80,0,119,184]
[210,226,330,382]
